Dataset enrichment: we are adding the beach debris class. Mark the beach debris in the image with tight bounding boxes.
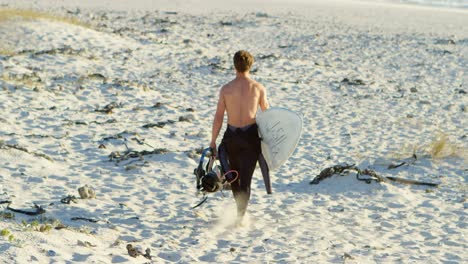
[109,148,169,163]
[340,78,366,86]
[0,142,54,162]
[77,240,97,247]
[220,21,233,26]
[343,253,354,260]
[6,202,46,216]
[310,163,439,187]
[60,195,79,204]
[95,102,122,114]
[102,130,137,141]
[78,185,96,199]
[179,114,194,122]
[18,46,85,57]
[258,54,279,60]
[328,205,345,212]
[87,73,107,82]
[54,223,67,230]
[153,102,163,108]
[255,12,268,18]
[142,122,167,128]
[0,212,14,219]
[387,154,417,169]
[207,56,229,71]
[3,132,68,140]
[309,164,356,184]
[71,217,99,223]
[126,244,152,260]
[434,39,456,45]
[47,250,57,257]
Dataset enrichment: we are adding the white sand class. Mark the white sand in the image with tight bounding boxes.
[0,0,467,263]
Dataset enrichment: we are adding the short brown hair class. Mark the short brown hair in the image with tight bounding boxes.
[233,50,254,72]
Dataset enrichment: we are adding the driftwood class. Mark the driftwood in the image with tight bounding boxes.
[309,164,356,184]
[310,163,439,187]
[386,177,439,187]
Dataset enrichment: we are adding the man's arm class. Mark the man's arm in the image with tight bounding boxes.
[259,84,270,112]
[210,87,226,150]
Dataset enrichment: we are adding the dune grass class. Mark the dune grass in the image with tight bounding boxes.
[0,8,89,27]
[390,132,467,161]
[0,48,14,56]
[426,132,467,160]
[0,8,90,56]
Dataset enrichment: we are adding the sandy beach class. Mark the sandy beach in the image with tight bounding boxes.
[0,0,467,263]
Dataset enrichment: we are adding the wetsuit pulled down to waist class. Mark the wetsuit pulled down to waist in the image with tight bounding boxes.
[218,123,264,217]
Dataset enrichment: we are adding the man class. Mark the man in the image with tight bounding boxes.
[210,50,270,223]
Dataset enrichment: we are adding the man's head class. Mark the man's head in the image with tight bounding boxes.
[233,50,254,73]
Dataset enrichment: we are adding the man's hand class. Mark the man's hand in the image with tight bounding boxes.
[209,142,217,156]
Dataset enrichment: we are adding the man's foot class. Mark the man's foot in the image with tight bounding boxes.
[235,213,246,227]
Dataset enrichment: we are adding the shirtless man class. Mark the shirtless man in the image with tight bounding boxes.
[210,50,269,223]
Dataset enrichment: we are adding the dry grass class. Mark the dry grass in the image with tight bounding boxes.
[426,132,468,162]
[390,132,467,161]
[0,48,15,56]
[0,8,89,27]
[0,8,90,56]
[1,73,43,89]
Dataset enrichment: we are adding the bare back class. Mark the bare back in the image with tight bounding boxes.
[221,77,268,127]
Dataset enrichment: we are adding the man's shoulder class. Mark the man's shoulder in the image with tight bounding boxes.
[252,80,266,91]
[220,82,233,91]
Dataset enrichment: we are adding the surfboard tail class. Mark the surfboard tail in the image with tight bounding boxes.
[259,153,272,194]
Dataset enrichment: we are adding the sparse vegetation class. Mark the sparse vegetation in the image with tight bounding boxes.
[0,8,89,27]
[21,218,62,233]
[0,212,15,219]
[0,8,90,56]
[0,48,14,56]
[427,133,457,159]
[0,228,10,236]
[391,132,467,161]
[0,228,15,243]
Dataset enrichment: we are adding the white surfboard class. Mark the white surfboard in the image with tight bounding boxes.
[256,107,302,171]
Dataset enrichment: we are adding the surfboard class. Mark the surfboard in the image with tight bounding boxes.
[256,107,302,171]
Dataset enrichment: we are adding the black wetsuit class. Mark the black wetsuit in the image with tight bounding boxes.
[218,123,271,217]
